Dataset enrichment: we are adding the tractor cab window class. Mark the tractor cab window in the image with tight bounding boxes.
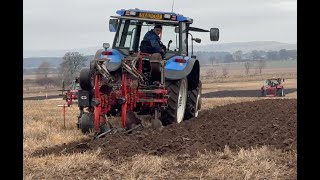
[114,20,138,51]
[160,25,179,52]
[113,19,180,58]
[75,83,80,90]
[268,79,279,86]
[180,22,187,56]
[138,22,180,59]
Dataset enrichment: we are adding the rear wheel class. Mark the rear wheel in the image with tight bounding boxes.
[277,88,285,97]
[161,78,188,125]
[80,67,94,91]
[184,80,202,120]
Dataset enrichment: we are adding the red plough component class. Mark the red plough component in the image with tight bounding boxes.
[121,71,128,128]
[92,54,168,132]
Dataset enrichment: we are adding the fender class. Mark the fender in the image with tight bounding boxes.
[95,49,124,72]
[165,57,198,80]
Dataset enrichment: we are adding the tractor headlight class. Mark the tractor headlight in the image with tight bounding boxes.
[164,14,171,19]
[129,11,136,16]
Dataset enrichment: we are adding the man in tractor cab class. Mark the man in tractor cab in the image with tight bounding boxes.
[140,24,166,60]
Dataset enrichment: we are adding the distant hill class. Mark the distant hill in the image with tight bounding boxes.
[23,47,101,58]
[23,41,296,58]
[193,41,296,53]
[23,41,296,69]
[23,57,63,69]
[23,55,94,69]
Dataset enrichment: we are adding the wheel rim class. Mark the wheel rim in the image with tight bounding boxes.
[177,80,187,123]
[194,93,200,117]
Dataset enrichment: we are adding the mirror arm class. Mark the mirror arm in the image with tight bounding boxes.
[188,33,194,57]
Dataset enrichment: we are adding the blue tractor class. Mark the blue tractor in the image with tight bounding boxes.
[78,8,219,136]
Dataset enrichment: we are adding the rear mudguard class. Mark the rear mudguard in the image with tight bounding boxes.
[95,49,198,79]
[164,56,198,80]
[95,49,124,72]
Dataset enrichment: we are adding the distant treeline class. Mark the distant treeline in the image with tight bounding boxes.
[194,49,297,65]
[23,49,296,71]
[23,55,94,70]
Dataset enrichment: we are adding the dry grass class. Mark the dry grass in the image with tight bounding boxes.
[202,78,297,91]
[24,145,296,179]
[24,97,296,179]
[23,100,87,154]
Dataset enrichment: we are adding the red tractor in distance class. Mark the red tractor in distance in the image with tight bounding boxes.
[260,77,285,97]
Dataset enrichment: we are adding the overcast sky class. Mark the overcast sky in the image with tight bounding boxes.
[23,0,296,52]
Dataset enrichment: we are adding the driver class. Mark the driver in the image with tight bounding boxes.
[140,24,166,59]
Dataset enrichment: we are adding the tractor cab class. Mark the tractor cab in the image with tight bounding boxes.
[106,9,219,59]
[265,78,283,87]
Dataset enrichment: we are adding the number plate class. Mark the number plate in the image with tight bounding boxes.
[138,12,163,20]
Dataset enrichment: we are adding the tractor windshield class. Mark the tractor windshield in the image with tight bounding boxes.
[113,19,180,57]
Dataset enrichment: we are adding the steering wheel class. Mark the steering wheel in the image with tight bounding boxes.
[160,41,167,54]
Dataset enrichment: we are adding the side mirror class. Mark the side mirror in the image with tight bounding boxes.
[193,38,201,43]
[210,28,219,41]
[109,19,118,32]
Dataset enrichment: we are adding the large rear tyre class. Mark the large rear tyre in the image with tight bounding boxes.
[184,80,202,120]
[161,78,188,125]
[79,67,94,91]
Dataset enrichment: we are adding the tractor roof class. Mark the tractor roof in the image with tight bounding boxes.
[114,8,193,23]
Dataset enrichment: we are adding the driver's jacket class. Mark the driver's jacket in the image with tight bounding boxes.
[140,29,163,54]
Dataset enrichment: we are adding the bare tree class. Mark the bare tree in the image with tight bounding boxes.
[209,56,216,66]
[60,52,88,83]
[37,62,51,79]
[233,50,243,61]
[244,61,252,75]
[256,60,266,74]
[221,66,229,78]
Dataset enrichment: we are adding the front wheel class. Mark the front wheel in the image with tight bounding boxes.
[161,78,188,125]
